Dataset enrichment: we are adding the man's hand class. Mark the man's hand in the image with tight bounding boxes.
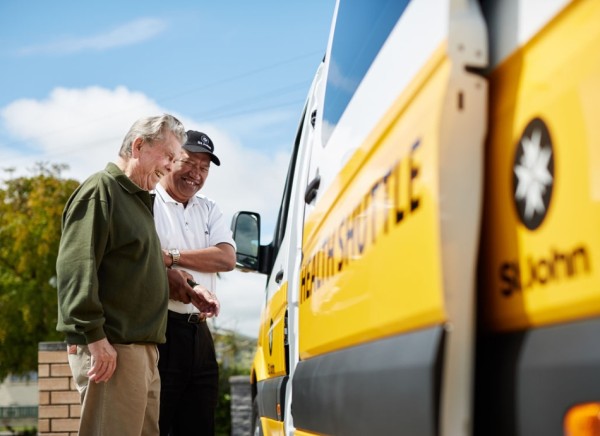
[87,338,117,383]
[166,268,194,303]
[166,269,219,316]
[189,285,220,318]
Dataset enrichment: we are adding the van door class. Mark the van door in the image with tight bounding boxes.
[251,62,327,435]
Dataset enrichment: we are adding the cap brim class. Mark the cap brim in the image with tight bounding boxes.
[182,144,221,166]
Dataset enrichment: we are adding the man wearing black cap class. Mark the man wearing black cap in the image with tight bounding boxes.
[153,130,236,435]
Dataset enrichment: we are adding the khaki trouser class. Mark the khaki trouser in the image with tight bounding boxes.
[68,343,160,436]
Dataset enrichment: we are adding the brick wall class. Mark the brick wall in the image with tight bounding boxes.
[38,342,80,435]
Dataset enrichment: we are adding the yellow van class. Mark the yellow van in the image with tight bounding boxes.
[231,0,600,434]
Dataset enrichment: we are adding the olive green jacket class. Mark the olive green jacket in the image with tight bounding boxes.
[56,163,168,345]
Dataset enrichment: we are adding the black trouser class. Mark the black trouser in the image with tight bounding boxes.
[158,311,219,436]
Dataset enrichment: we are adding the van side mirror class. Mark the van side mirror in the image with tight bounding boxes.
[231,211,261,271]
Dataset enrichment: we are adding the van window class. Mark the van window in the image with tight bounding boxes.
[268,105,307,269]
[322,0,411,145]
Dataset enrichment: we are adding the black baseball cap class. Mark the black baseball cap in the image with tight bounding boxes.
[182,130,221,166]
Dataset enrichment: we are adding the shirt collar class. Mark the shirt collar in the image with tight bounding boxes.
[105,162,144,194]
[154,183,200,207]
[105,162,154,213]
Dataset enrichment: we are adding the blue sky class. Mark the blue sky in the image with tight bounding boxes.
[0,1,336,337]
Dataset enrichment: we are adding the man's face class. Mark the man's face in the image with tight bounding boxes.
[163,149,211,203]
[130,131,181,190]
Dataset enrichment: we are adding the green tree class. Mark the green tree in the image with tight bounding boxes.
[0,163,79,379]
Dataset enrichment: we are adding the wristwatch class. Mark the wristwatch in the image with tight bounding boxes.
[168,248,181,266]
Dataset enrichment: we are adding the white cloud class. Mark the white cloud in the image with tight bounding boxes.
[0,85,289,338]
[17,18,167,56]
[211,270,267,337]
[1,85,163,180]
[327,59,358,93]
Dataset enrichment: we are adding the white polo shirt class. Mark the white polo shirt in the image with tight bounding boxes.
[153,183,236,314]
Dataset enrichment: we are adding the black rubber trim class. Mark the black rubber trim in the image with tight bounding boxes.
[256,375,288,421]
[474,316,600,436]
[291,325,444,436]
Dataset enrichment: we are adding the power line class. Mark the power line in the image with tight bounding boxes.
[185,79,311,119]
[0,50,323,151]
[156,51,321,104]
[201,98,305,123]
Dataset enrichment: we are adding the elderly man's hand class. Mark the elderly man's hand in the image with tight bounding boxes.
[87,338,117,383]
[166,268,194,304]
